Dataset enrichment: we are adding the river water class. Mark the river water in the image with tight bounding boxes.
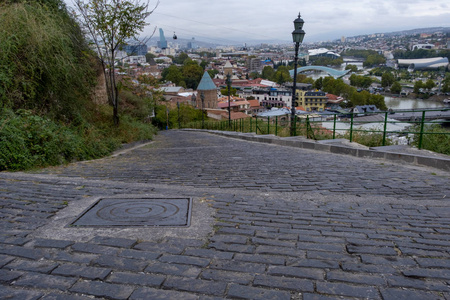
[384,96,447,110]
[305,62,447,110]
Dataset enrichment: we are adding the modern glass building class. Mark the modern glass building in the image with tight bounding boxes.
[157,28,168,49]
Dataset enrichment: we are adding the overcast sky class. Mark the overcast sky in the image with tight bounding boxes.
[141,0,450,44]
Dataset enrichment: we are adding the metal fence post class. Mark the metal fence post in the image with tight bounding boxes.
[349,112,354,143]
[333,114,337,139]
[267,116,270,134]
[275,116,278,136]
[382,111,388,146]
[418,110,426,149]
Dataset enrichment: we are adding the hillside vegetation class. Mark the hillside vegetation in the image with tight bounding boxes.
[0,0,156,171]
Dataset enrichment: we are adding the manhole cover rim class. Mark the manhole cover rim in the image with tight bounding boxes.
[68,197,193,227]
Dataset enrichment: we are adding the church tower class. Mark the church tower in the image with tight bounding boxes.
[224,60,233,76]
[196,71,218,109]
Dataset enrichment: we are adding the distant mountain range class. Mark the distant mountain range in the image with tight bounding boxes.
[146,27,450,48]
[350,27,450,39]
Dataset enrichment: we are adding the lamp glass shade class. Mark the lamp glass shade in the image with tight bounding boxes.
[292,29,305,43]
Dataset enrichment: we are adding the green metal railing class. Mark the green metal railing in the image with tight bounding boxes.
[183,108,450,150]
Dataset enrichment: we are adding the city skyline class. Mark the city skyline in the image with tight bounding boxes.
[145,0,450,44]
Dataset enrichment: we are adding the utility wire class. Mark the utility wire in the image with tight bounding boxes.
[153,11,279,41]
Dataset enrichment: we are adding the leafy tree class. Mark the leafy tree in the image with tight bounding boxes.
[314,77,323,90]
[341,49,379,59]
[348,91,387,110]
[442,76,450,93]
[207,69,219,79]
[200,60,208,70]
[261,66,275,80]
[322,77,352,97]
[349,74,373,89]
[74,0,155,125]
[425,79,436,91]
[349,91,366,107]
[390,81,402,94]
[369,94,387,111]
[162,65,184,86]
[301,77,315,84]
[381,72,395,88]
[310,57,343,67]
[345,64,358,72]
[273,66,291,84]
[182,61,203,89]
[363,54,386,68]
[414,80,424,94]
[173,52,189,64]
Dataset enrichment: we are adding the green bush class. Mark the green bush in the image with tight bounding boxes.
[0,108,157,171]
[0,109,82,170]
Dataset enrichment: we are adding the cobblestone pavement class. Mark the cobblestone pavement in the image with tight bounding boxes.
[1,130,449,299]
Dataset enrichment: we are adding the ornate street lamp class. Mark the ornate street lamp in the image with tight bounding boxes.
[291,13,306,136]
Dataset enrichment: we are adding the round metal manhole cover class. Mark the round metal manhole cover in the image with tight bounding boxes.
[70,197,192,227]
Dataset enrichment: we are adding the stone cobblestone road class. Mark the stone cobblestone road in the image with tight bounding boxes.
[1,130,449,299]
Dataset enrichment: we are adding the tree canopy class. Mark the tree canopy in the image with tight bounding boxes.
[381,72,395,88]
[363,54,386,68]
[74,0,154,125]
[349,74,373,89]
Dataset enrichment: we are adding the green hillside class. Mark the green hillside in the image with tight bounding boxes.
[0,0,156,171]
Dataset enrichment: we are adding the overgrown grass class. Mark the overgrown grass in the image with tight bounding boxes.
[0,1,95,120]
[342,131,393,148]
[411,124,450,155]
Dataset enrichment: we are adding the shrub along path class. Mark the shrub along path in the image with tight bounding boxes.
[0,130,449,299]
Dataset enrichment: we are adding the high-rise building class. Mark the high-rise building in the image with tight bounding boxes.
[187,38,197,50]
[246,57,261,72]
[157,28,168,49]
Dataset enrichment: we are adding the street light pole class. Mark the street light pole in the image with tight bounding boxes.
[290,13,306,136]
[226,73,232,128]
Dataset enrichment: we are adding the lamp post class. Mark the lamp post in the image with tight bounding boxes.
[226,73,232,128]
[290,13,306,136]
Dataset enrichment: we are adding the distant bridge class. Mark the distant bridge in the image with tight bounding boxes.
[289,66,350,79]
